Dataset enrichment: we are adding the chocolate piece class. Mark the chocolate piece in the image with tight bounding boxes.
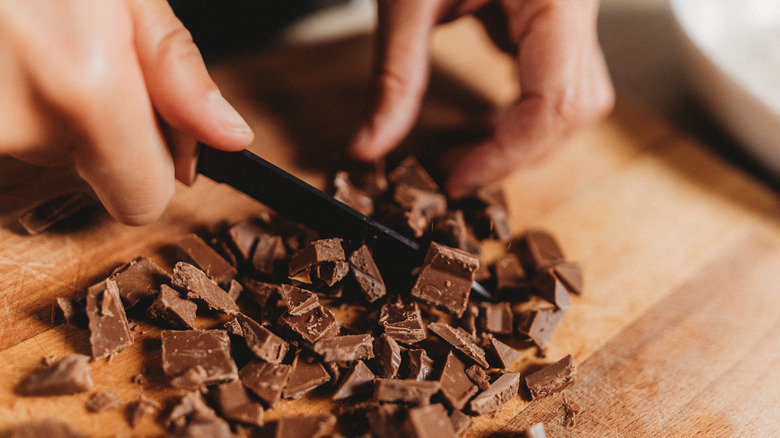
[461,302,479,339]
[226,279,243,301]
[333,170,374,216]
[479,302,514,334]
[227,217,269,261]
[367,404,405,438]
[251,233,285,274]
[177,233,237,287]
[284,351,330,399]
[223,316,243,336]
[552,262,583,295]
[210,380,264,427]
[388,156,439,192]
[146,284,197,329]
[427,322,489,368]
[411,242,479,317]
[486,335,522,368]
[374,379,440,405]
[494,254,529,292]
[313,333,374,363]
[16,354,92,396]
[393,184,448,238]
[406,349,434,381]
[18,191,93,235]
[525,354,577,400]
[126,396,161,428]
[532,268,571,310]
[161,330,238,390]
[239,360,291,407]
[449,409,473,437]
[275,414,336,438]
[516,307,567,349]
[280,283,319,316]
[85,390,122,412]
[484,203,512,242]
[165,391,231,437]
[439,351,478,410]
[516,229,565,273]
[278,304,340,345]
[521,422,547,438]
[375,333,402,379]
[563,393,582,427]
[465,365,491,391]
[348,245,386,302]
[324,361,341,386]
[379,301,426,344]
[171,262,239,315]
[405,404,457,438]
[235,313,289,363]
[241,278,281,309]
[86,279,134,361]
[109,256,170,307]
[288,238,348,286]
[7,419,87,438]
[468,372,521,415]
[54,297,87,329]
[333,360,375,400]
[432,210,481,255]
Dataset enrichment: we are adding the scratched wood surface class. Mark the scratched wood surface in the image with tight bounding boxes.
[1,18,779,437]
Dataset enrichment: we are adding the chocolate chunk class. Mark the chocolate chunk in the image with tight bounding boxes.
[161,330,238,390]
[406,349,434,381]
[486,335,522,368]
[235,313,289,363]
[465,365,491,391]
[86,279,134,361]
[525,354,577,400]
[460,302,479,339]
[275,413,336,438]
[468,372,520,415]
[374,379,440,405]
[7,419,88,438]
[171,262,239,315]
[516,307,567,349]
[393,184,448,238]
[531,268,571,310]
[284,350,330,399]
[563,393,582,427]
[333,170,375,216]
[288,238,348,286]
[18,191,93,235]
[146,284,197,329]
[428,322,489,368]
[239,360,291,407]
[109,256,170,307]
[85,390,122,412]
[278,304,340,345]
[165,391,231,437]
[379,301,426,344]
[210,380,264,427]
[388,156,440,192]
[439,351,478,410]
[404,403,457,438]
[521,422,548,438]
[126,396,160,428]
[494,254,529,292]
[432,210,481,255]
[313,333,374,363]
[280,283,319,316]
[516,230,565,273]
[375,333,402,379]
[449,409,473,437]
[479,302,514,334]
[176,233,237,288]
[227,217,269,262]
[552,262,583,295]
[348,245,386,302]
[251,233,285,274]
[241,278,281,309]
[411,242,479,317]
[54,297,87,329]
[367,404,405,438]
[333,359,375,400]
[16,354,92,396]
[226,279,243,301]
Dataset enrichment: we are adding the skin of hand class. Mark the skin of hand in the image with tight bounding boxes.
[0,0,254,225]
[348,0,615,198]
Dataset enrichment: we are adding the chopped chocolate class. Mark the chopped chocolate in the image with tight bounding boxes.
[145,284,197,329]
[532,268,571,310]
[161,330,238,390]
[86,279,134,361]
[333,170,375,216]
[312,260,350,286]
[85,390,122,412]
[275,413,336,438]
[288,238,348,286]
[427,322,489,368]
[461,302,479,339]
[483,203,512,242]
[241,278,281,309]
[404,403,457,438]
[251,233,285,274]
[239,360,291,407]
[393,184,448,238]
[109,256,170,307]
[521,422,547,438]
[449,409,473,437]
[165,391,231,437]
[468,372,521,415]
[563,392,582,427]
[525,354,577,400]
[227,217,269,262]
[464,187,512,242]
[516,307,567,350]
[280,283,319,316]
[388,156,440,192]
[552,262,583,295]
[226,279,243,301]
[432,210,481,255]
[171,262,238,315]
[479,302,514,334]
[324,361,341,386]
[379,301,426,344]
[411,242,479,317]
[486,335,522,368]
[177,233,237,287]
[367,404,405,438]
[374,379,440,405]
[406,349,434,381]
[313,333,374,363]
[333,359,375,400]
[494,254,529,293]
[126,396,160,428]
[465,365,491,391]
[348,245,386,302]
[7,419,88,438]
[375,333,402,379]
[235,313,289,363]
[16,354,93,396]
[284,350,330,399]
[516,230,565,273]
[210,380,264,427]
[439,351,478,410]
[54,297,87,329]
[18,191,93,235]
[278,304,340,345]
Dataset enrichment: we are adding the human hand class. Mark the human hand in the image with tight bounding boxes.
[348,0,615,198]
[0,0,254,224]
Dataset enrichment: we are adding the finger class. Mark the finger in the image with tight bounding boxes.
[348,0,444,161]
[161,122,199,185]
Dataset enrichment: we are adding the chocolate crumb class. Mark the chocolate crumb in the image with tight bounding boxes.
[525,354,578,400]
[85,390,122,412]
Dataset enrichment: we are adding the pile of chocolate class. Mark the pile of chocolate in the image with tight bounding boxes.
[14,157,582,438]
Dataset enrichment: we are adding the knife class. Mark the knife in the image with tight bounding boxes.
[197,145,491,300]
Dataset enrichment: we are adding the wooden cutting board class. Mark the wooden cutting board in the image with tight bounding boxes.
[1,18,779,437]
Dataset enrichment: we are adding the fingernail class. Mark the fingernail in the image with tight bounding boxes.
[208,91,253,135]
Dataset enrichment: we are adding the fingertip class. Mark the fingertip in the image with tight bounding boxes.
[205,90,254,151]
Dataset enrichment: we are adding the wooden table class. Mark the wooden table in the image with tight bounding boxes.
[1,18,779,437]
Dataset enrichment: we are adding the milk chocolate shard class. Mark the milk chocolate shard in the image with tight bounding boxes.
[432,210,482,255]
[374,379,440,406]
[109,256,170,308]
[479,302,514,334]
[486,335,522,369]
[379,301,427,344]
[275,413,336,438]
[235,313,289,363]
[278,304,340,345]
[348,245,386,303]
[239,360,291,408]
[241,278,281,309]
[406,349,434,381]
[375,333,402,379]
[288,238,349,286]
[427,322,489,368]
[146,284,197,330]
[515,229,566,273]
[411,242,479,317]
[388,156,440,192]
[551,262,584,295]
[18,191,93,235]
[171,262,238,315]
[279,283,319,316]
[468,372,521,415]
[465,365,491,391]
[86,279,134,361]
[126,396,161,428]
[164,391,232,437]
[160,330,238,390]
[333,170,375,216]
[404,403,458,438]
[313,334,375,363]
[493,253,529,293]
[284,350,330,399]
[525,354,578,400]
[449,409,473,437]
[439,351,478,410]
[16,354,93,396]
[54,297,87,329]
[333,360,375,400]
[85,390,122,412]
[227,217,269,262]
[251,233,286,275]
[531,268,571,310]
[516,306,567,350]
[176,233,237,288]
[210,380,264,427]
[392,184,448,238]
